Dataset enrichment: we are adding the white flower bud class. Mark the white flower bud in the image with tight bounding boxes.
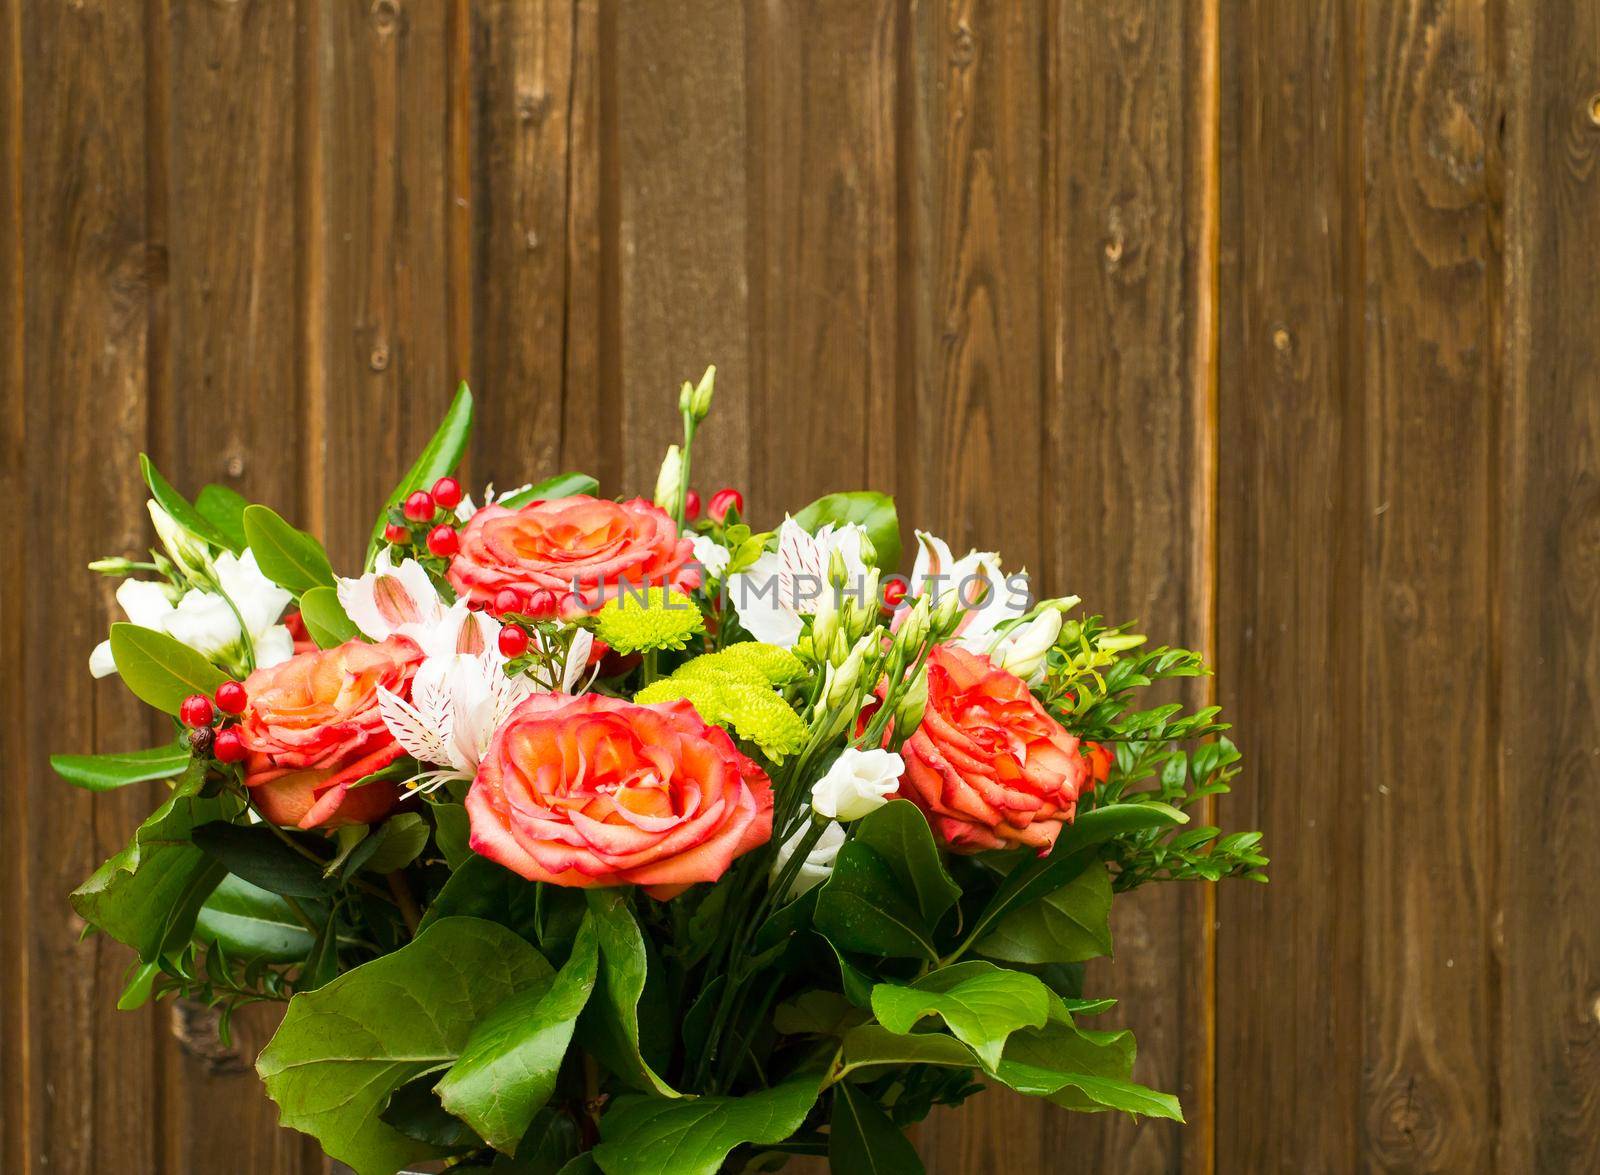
[811,747,904,822]
[894,663,929,733]
[653,444,684,511]
[148,500,213,582]
[825,635,874,707]
[989,609,1063,684]
[770,819,845,900]
[688,365,716,421]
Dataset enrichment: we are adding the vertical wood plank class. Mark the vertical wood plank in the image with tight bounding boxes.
[1044,2,1215,1169]
[1360,2,1497,1169]
[744,0,898,519]
[1214,0,1366,1169]
[151,0,317,1167]
[1498,0,1600,1167]
[5,2,162,1171]
[306,0,455,568]
[612,0,749,501]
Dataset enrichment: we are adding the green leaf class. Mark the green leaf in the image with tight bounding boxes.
[244,504,335,594]
[379,1071,482,1151]
[419,854,540,940]
[300,910,342,992]
[793,491,902,572]
[194,874,317,963]
[108,622,228,715]
[489,1107,580,1172]
[50,742,190,791]
[992,1020,1180,1120]
[870,961,1050,1070]
[368,382,475,561]
[140,453,236,551]
[257,917,552,1175]
[191,820,335,898]
[772,991,868,1038]
[815,842,938,962]
[71,766,232,960]
[433,801,473,869]
[838,1024,979,1079]
[298,585,360,647]
[577,889,678,1097]
[592,1072,824,1175]
[829,1081,925,1175]
[850,800,961,930]
[194,483,252,552]
[974,860,1113,964]
[437,918,600,1151]
[361,813,430,875]
[498,471,601,509]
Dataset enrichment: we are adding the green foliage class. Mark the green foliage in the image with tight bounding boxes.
[578,890,679,1098]
[498,471,601,508]
[974,860,1114,965]
[870,962,1050,1070]
[50,741,190,791]
[193,483,252,551]
[793,490,902,572]
[367,382,474,562]
[194,875,318,963]
[297,584,360,646]
[141,453,239,552]
[108,622,228,715]
[244,504,336,595]
[830,1081,925,1174]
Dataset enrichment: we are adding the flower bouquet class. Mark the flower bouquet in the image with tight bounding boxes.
[56,372,1266,1175]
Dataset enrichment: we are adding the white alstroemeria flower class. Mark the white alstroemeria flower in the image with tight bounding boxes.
[770,819,847,900]
[89,551,293,678]
[907,530,1031,652]
[337,550,451,643]
[690,534,730,580]
[729,517,872,649]
[811,747,904,821]
[452,481,533,523]
[987,609,1063,685]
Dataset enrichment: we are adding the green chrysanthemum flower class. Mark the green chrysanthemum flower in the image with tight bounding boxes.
[594,588,705,654]
[713,641,807,686]
[634,664,808,762]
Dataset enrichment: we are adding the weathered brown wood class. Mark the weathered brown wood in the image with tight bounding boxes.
[1044,2,1216,1169]
[1360,2,1498,1170]
[1214,0,1367,1170]
[1497,0,1600,1168]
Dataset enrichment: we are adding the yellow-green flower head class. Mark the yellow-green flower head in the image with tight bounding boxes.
[634,658,808,762]
[594,587,705,654]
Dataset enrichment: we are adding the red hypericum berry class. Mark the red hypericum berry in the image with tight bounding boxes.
[427,524,460,557]
[431,476,463,509]
[383,522,410,545]
[493,587,525,616]
[215,680,248,715]
[708,487,743,523]
[465,597,488,612]
[498,624,530,658]
[213,727,247,764]
[881,579,908,610]
[684,489,702,521]
[525,588,558,616]
[403,490,435,522]
[180,693,214,728]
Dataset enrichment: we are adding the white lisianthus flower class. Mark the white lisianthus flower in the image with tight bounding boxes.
[770,819,847,900]
[811,747,904,821]
[906,530,1031,651]
[730,517,871,649]
[148,500,212,581]
[690,534,730,580]
[987,609,1063,685]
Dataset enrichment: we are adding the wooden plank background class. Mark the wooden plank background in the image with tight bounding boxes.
[2,0,1597,1170]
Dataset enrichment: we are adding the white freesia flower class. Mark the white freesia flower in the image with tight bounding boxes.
[907,530,1030,651]
[987,609,1063,685]
[89,550,293,678]
[690,534,730,579]
[811,747,904,821]
[770,819,847,900]
[730,517,871,648]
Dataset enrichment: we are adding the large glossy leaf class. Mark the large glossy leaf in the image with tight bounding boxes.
[108,622,228,715]
[792,491,902,572]
[244,504,335,595]
[870,961,1050,1070]
[257,917,552,1175]
[50,741,190,791]
[432,801,473,869]
[993,1020,1180,1120]
[194,483,252,551]
[850,801,960,929]
[591,1071,824,1175]
[437,918,600,1151]
[360,812,430,875]
[974,859,1113,964]
[498,471,601,509]
[71,766,233,960]
[298,585,360,647]
[829,1081,924,1175]
[576,889,678,1097]
[419,854,540,940]
[814,842,937,961]
[837,1025,979,1080]
[367,382,474,560]
[141,453,237,551]
[194,874,316,963]
[191,820,336,898]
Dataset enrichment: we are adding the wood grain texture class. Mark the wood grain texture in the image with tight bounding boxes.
[1497,0,1600,1168]
[1044,2,1215,1169]
[1214,0,1367,1170]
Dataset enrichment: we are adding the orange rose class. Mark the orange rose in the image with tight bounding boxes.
[446,495,698,616]
[467,693,772,896]
[237,636,423,829]
[898,644,1090,852]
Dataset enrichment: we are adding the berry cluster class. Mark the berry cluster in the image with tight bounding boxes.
[180,680,249,763]
[381,476,463,559]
